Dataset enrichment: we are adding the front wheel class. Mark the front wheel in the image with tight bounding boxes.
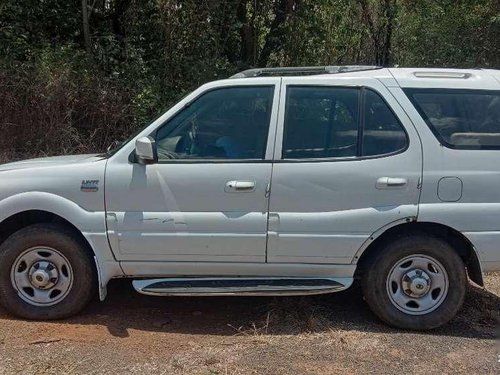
[362,234,467,330]
[0,223,96,320]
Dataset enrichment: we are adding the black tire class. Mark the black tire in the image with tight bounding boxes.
[0,223,96,320]
[361,234,467,330]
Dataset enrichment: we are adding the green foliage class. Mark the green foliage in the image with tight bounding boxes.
[0,0,498,159]
[394,0,500,67]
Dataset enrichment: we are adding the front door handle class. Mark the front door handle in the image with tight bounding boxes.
[376,177,408,189]
[225,180,256,192]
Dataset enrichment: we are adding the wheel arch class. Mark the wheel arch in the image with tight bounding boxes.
[0,192,123,299]
[354,221,484,286]
[0,209,93,256]
[0,209,110,295]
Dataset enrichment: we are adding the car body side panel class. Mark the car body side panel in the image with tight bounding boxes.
[267,163,420,264]
[460,232,500,271]
[119,260,356,278]
[105,163,271,262]
[388,78,500,272]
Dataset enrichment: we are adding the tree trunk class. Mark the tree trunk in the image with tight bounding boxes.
[81,0,91,53]
[238,0,256,66]
[258,0,295,67]
[358,0,395,66]
[380,0,395,66]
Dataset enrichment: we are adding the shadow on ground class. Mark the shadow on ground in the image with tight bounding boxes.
[1,278,498,340]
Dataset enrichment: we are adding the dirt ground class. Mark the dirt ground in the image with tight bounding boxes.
[0,273,498,375]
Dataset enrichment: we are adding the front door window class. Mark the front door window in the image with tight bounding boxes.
[155,86,275,160]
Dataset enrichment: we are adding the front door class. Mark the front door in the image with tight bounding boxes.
[105,80,280,262]
[267,77,422,264]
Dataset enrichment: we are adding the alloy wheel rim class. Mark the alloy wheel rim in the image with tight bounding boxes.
[386,254,449,315]
[10,247,73,306]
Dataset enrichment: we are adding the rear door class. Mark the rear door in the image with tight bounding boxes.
[267,76,422,264]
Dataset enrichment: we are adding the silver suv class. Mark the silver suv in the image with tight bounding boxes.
[0,66,499,330]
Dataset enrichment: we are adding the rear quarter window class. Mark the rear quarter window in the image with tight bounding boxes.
[404,88,500,149]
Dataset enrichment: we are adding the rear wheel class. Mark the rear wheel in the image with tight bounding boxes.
[0,223,96,320]
[362,234,467,330]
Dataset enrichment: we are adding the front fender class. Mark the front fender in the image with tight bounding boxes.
[0,191,104,233]
[0,192,124,297]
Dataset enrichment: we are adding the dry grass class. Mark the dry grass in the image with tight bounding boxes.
[228,297,336,336]
[0,67,142,162]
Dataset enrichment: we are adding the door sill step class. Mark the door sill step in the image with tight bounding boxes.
[132,277,352,296]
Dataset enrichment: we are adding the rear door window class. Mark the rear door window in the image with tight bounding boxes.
[363,89,408,156]
[283,87,359,158]
[282,86,408,159]
[404,89,500,149]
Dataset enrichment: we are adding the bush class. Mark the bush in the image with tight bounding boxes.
[0,46,164,160]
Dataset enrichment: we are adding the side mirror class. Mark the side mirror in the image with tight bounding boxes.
[135,136,157,164]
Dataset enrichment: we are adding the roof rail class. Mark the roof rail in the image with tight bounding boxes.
[230,65,382,79]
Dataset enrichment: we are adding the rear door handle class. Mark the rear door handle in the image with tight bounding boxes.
[376,177,408,189]
[225,180,256,192]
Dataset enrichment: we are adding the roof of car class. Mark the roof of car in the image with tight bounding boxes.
[229,66,500,90]
[388,68,500,89]
[230,65,383,78]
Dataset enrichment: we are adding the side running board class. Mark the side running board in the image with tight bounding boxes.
[132,277,352,297]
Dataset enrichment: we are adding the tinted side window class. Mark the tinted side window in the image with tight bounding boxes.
[155,86,274,160]
[282,86,407,159]
[283,87,359,158]
[363,89,408,156]
[404,88,500,149]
